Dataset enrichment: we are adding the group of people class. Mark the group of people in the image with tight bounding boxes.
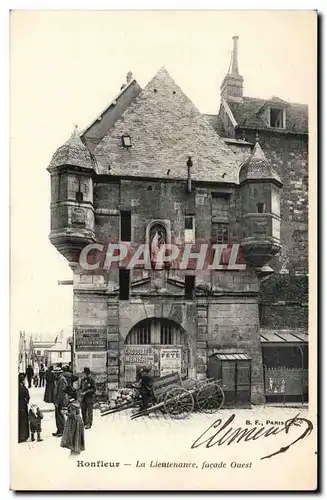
[25,364,46,388]
[18,364,96,456]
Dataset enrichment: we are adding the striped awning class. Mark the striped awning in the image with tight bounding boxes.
[260,330,308,343]
[215,353,251,360]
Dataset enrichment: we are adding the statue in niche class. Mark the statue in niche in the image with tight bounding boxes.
[149,223,167,269]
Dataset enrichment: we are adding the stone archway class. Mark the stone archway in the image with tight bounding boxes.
[123,317,190,383]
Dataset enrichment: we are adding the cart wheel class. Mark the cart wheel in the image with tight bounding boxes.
[164,387,194,419]
[196,382,225,413]
[157,385,180,404]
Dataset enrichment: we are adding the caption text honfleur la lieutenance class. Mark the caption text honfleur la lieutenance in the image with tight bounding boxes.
[76,460,252,469]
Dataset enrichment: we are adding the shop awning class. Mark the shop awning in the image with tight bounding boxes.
[260,329,308,343]
[215,353,251,360]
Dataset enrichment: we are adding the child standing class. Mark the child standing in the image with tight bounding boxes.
[28,404,44,442]
[60,386,85,456]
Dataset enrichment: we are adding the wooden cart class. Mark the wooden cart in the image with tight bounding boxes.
[131,372,225,420]
[101,372,225,419]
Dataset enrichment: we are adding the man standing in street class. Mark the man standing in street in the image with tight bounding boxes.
[39,364,45,388]
[80,367,96,429]
[52,370,68,437]
[26,365,34,389]
[138,366,154,410]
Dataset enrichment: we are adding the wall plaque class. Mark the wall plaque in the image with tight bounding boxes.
[74,328,107,351]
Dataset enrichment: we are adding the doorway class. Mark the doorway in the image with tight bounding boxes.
[207,353,252,407]
[124,318,189,383]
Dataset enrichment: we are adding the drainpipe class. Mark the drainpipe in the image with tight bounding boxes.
[187,156,193,193]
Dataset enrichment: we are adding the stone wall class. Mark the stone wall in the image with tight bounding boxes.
[259,274,308,329]
[207,294,265,404]
[71,177,270,402]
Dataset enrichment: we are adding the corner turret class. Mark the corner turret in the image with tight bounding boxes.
[239,136,283,268]
[47,126,95,264]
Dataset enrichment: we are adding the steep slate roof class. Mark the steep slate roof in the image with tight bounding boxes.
[47,126,94,171]
[93,68,240,183]
[203,113,226,136]
[226,96,308,134]
[239,139,282,185]
[81,77,142,152]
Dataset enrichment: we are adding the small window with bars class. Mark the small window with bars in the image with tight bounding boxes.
[211,222,229,245]
[160,323,173,344]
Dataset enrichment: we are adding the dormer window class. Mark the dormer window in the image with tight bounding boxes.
[122,135,132,148]
[269,107,285,129]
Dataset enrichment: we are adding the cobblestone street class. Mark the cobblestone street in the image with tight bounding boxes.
[14,386,316,490]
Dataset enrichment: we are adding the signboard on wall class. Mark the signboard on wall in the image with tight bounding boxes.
[75,351,106,373]
[160,347,181,376]
[74,328,107,351]
[124,345,154,365]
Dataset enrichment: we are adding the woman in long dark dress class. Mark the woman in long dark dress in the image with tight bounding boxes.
[60,386,85,456]
[43,365,55,403]
[18,373,30,443]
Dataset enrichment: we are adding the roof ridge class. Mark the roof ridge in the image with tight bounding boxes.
[80,77,138,135]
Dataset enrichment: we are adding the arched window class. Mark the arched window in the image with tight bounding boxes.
[125,318,186,346]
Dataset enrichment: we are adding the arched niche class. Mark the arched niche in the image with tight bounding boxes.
[145,219,171,269]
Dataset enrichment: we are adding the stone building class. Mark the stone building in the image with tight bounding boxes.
[47,37,308,405]
[205,36,309,402]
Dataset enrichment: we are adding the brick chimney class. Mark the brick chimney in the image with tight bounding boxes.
[220,36,244,102]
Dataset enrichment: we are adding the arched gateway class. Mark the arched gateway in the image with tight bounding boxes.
[123,318,189,383]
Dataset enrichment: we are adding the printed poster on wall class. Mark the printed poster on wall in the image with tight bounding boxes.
[160,347,181,376]
[74,328,107,351]
[124,345,154,365]
[75,351,106,373]
[124,364,137,383]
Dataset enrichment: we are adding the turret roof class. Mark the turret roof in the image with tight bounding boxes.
[239,138,282,185]
[47,126,94,171]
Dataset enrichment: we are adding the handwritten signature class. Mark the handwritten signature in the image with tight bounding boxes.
[191,413,313,460]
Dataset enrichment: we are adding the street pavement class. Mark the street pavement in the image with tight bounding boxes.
[14,388,316,490]
[28,385,54,412]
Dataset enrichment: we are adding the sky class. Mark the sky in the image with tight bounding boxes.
[10,10,316,338]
